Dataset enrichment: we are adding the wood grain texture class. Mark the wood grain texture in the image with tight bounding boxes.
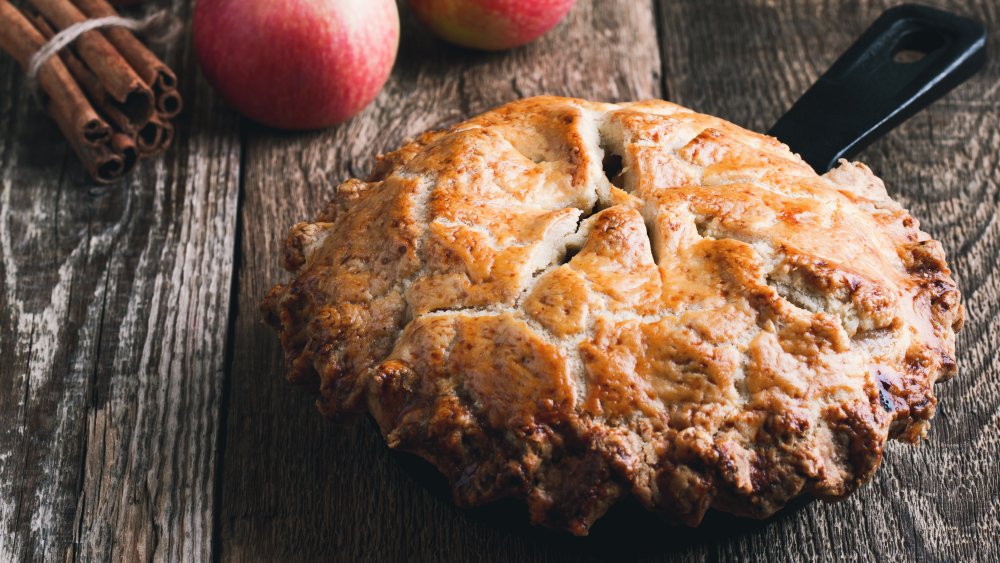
[2,0,997,560]
[217,1,662,561]
[0,0,240,561]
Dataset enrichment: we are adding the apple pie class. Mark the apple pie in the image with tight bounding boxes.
[262,96,964,535]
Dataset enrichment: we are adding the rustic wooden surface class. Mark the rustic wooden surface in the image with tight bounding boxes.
[1,0,997,561]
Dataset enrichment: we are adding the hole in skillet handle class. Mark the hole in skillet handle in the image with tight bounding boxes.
[892,27,948,63]
[768,4,987,174]
[893,48,929,64]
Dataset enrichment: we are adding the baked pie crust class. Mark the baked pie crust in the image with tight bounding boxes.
[263,97,964,535]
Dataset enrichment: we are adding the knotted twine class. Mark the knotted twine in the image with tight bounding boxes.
[26,10,180,97]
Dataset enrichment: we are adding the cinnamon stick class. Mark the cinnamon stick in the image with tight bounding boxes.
[0,0,111,159]
[64,48,172,158]
[47,91,133,183]
[32,11,172,159]
[29,0,154,126]
[1,0,176,183]
[70,0,182,118]
[109,131,136,172]
[136,114,172,157]
[154,86,181,118]
[31,13,140,135]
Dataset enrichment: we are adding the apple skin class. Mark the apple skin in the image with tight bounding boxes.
[407,0,575,51]
[193,0,399,129]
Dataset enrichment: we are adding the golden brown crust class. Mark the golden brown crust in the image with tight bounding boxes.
[262,96,964,534]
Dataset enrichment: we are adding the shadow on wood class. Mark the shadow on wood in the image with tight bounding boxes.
[389,444,815,559]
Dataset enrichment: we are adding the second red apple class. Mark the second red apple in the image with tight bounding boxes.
[408,0,576,51]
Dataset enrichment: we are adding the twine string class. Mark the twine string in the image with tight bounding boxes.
[27,10,179,96]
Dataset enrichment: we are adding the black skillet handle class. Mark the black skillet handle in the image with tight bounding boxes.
[768,4,987,173]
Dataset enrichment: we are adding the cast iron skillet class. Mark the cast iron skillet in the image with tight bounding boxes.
[769,3,987,173]
[392,3,989,549]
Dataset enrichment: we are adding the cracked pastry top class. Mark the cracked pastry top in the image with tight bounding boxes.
[262,96,964,535]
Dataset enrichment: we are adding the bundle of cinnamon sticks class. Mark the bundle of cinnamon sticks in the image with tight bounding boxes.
[0,0,182,183]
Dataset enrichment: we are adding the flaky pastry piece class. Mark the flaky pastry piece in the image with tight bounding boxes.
[263,97,964,535]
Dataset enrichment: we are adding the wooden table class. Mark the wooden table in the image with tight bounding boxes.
[2,1,998,560]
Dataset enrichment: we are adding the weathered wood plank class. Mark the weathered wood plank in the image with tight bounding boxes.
[656,0,1000,560]
[0,0,992,559]
[218,1,662,561]
[0,0,240,560]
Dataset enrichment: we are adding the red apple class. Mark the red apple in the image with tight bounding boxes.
[407,0,575,51]
[193,0,399,129]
